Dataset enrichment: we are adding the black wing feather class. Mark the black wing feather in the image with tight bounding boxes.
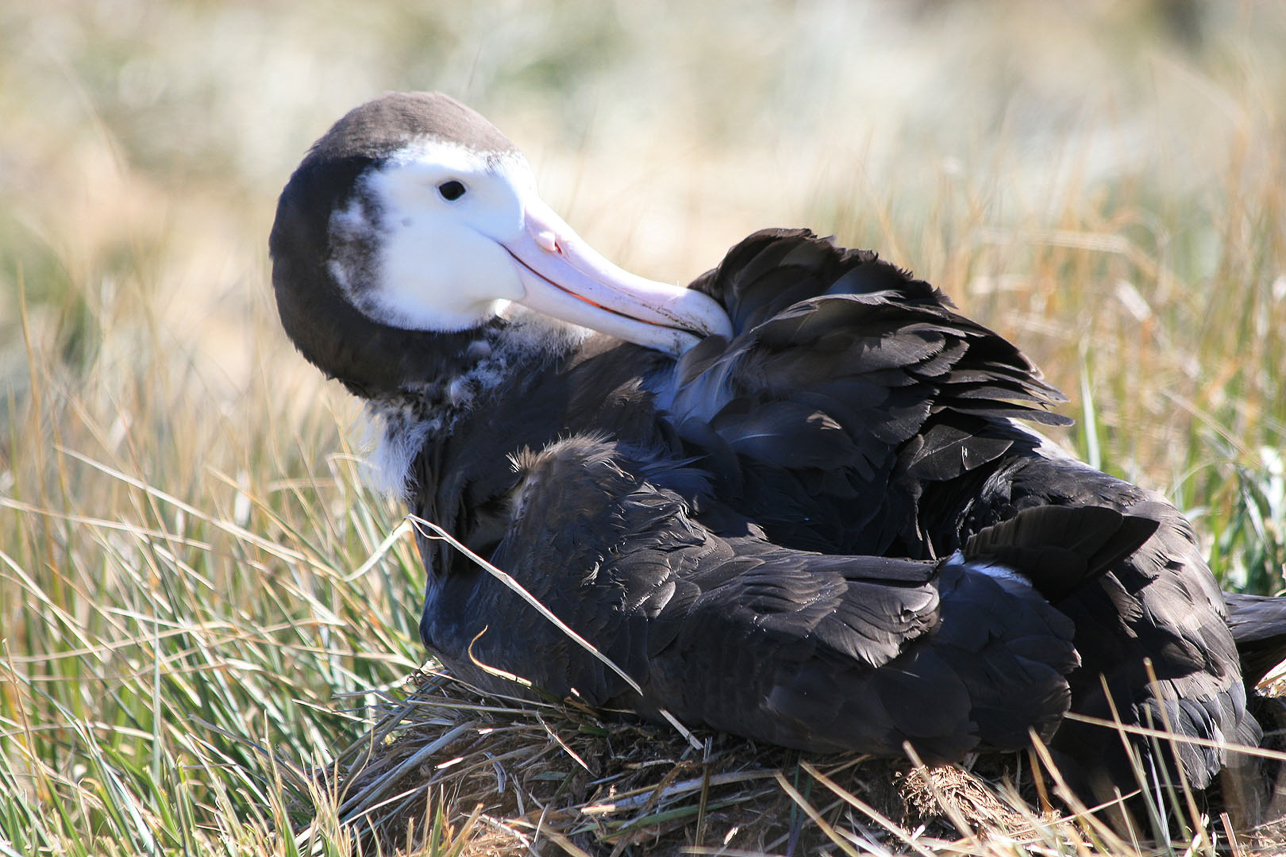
[419,436,1158,764]
[664,229,1070,558]
[658,228,1257,796]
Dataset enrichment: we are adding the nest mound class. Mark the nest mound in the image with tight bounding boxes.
[297,670,1286,855]
[307,670,1103,856]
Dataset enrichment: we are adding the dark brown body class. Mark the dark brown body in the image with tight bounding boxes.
[268,95,1285,818]
[403,230,1261,802]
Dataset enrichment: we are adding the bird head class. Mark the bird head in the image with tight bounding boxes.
[270,92,731,401]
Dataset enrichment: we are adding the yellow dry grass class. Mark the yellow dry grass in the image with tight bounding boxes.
[2,2,1284,854]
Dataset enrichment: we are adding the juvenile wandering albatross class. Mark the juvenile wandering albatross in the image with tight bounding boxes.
[269,91,1286,813]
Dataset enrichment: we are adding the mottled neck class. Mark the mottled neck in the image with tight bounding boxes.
[359,312,586,498]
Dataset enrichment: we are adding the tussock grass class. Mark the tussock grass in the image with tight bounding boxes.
[1,311,425,853]
[3,1,1285,854]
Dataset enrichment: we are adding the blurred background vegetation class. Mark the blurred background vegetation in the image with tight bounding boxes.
[2,1,1284,853]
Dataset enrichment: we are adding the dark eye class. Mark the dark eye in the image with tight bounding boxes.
[438,180,466,201]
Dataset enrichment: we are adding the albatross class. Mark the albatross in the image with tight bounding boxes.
[269,91,1286,814]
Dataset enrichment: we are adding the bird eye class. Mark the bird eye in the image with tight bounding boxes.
[438,180,467,201]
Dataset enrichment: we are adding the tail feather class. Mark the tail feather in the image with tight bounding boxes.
[1224,592,1286,687]
[964,506,1160,604]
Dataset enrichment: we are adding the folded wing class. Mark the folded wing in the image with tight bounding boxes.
[426,435,1153,763]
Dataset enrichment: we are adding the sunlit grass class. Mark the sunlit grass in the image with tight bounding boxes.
[2,297,429,852]
[2,1,1285,854]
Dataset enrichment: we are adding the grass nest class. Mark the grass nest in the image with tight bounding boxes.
[290,667,1286,856]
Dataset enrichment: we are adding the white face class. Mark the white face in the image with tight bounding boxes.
[327,138,733,355]
[332,140,534,331]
